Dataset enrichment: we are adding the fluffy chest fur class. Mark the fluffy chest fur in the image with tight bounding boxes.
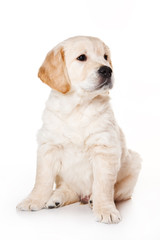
[40,90,118,143]
[38,90,120,196]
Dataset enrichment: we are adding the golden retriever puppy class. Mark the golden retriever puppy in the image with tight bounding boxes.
[17,36,141,224]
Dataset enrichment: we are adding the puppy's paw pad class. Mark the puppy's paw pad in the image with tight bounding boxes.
[17,198,45,211]
[46,193,63,209]
[47,202,61,209]
[89,195,93,209]
[94,207,121,224]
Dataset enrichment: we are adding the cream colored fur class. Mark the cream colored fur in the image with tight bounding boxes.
[17,36,141,224]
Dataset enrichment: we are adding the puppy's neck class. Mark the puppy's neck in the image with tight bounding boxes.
[46,89,110,115]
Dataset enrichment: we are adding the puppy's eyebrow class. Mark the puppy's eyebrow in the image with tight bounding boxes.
[78,50,87,55]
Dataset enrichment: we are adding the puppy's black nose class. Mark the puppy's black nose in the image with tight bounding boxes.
[98,66,112,78]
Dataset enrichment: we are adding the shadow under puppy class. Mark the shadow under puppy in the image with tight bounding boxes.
[17,36,141,224]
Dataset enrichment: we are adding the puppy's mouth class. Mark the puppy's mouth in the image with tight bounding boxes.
[95,77,113,90]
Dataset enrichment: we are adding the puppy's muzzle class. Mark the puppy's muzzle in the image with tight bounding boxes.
[97,66,112,89]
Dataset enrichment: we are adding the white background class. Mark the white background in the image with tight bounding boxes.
[0,0,160,239]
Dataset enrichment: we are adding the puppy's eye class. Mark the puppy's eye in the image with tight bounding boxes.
[104,54,108,60]
[77,54,87,61]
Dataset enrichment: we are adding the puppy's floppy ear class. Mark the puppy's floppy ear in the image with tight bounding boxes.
[38,46,70,94]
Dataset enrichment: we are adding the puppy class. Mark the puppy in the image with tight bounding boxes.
[17,36,141,224]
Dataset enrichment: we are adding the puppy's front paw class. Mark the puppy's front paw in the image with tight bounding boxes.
[17,198,45,211]
[93,206,121,224]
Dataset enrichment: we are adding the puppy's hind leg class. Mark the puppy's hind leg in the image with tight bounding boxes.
[114,150,142,202]
[46,179,80,209]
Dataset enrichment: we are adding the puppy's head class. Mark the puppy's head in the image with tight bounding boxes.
[38,36,114,94]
